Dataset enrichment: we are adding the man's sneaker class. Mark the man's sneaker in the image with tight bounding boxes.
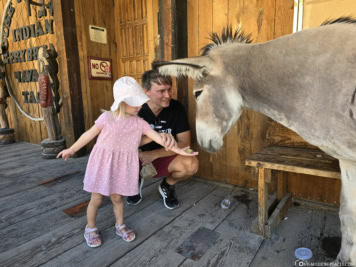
[158,179,179,209]
[127,178,144,205]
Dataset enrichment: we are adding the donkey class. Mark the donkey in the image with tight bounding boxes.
[153,17,356,264]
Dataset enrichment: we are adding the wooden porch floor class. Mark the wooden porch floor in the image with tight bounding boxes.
[0,142,342,267]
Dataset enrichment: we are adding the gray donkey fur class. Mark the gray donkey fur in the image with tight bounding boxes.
[154,17,356,264]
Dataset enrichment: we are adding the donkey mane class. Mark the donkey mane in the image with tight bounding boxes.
[200,17,356,56]
[201,26,252,56]
[321,16,356,26]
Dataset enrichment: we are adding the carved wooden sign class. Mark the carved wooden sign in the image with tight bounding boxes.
[0,0,56,109]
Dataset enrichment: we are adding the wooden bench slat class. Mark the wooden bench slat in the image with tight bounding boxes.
[246,146,340,179]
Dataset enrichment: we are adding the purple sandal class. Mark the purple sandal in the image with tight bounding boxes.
[84,225,102,248]
[115,224,136,242]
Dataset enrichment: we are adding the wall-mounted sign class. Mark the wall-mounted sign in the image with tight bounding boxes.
[88,57,112,80]
[0,0,58,123]
[89,25,107,44]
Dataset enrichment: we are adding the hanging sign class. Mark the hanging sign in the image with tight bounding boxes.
[89,25,107,44]
[88,57,112,80]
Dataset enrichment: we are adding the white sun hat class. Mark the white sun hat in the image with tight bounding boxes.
[110,76,150,111]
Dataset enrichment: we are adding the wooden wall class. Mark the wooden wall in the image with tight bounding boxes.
[0,0,58,143]
[73,0,118,149]
[185,0,341,205]
[187,0,294,188]
[303,0,356,29]
[280,0,356,205]
[114,0,158,85]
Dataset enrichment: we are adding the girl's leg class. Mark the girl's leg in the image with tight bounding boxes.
[85,192,103,247]
[110,194,124,225]
[87,192,103,228]
[110,194,135,241]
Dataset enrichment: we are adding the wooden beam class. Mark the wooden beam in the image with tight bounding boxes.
[258,167,269,236]
[174,0,188,108]
[277,171,287,201]
[53,0,86,156]
[265,193,292,238]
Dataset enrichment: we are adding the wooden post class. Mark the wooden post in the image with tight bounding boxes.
[53,0,85,156]
[0,78,8,129]
[277,171,288,201]
[258,167,271,236]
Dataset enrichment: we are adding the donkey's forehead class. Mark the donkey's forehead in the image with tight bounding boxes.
[194,75,218,87]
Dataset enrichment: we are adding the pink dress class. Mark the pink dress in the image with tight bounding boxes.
[83,112,152,196]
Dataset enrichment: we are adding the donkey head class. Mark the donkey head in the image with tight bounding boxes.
[153,28,251,152]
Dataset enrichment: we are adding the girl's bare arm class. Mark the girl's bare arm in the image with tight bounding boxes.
[145,129,198,156]
[57,125,101,160]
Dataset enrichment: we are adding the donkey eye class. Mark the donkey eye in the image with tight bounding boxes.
[194,90,203,99]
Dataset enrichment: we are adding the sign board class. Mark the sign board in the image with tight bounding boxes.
[88,57,112,80]
[89,25,107,44]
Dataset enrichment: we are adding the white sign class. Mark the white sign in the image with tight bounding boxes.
[88,57,112,80]
[89,25,107,44]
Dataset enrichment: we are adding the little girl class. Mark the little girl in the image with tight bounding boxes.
[57,76,197,248]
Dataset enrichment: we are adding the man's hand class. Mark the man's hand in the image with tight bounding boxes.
[159,133,176,150]
[139,150,158,165]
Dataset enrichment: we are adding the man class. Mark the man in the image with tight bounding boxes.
[127,70,199,209]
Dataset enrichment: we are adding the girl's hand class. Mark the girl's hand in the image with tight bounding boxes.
[57,148,74,160]
[160,133,177,150]
[172,146,198,156]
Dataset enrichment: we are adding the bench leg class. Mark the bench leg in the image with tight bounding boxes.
[258,167,271,237]
[277,171,287,201]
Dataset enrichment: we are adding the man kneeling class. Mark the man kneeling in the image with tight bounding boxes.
[127,70,199,209]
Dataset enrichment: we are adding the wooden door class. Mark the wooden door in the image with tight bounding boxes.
[115,0,156,84]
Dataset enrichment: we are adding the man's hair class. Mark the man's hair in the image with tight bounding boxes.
[142,69,172,91]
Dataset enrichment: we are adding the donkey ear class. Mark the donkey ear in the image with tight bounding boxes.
[152,56,212,80]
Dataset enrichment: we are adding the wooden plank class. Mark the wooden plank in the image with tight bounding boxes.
[0,141,37,151]
[0,147,40,162]
[0,177,86,228]
[0,156,75,177]
[247,146,339,164]
[39,171,83,185]
[146,0,155,63]
[0,178,171,266]
[247,161,340,179]
[250,206,318,266]
[246,146,341,179]
[0,154,52,174]
[0,144,41,157]
[258,167,269,236]
[41,180,217,266]
[277,171,287,201]
[74,0,91,135]
[265,193,292,238]
[226,0,244,187]
[0,157,88,197]
[112,186,233,266]
[181,190,264,266]
[192,0,213,180]
[0,171,85,212]
[266,120,317,149]
[210,0,228,183]
[53,0,85,152]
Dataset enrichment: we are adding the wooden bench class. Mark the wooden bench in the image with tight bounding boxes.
[245,145,341,238]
